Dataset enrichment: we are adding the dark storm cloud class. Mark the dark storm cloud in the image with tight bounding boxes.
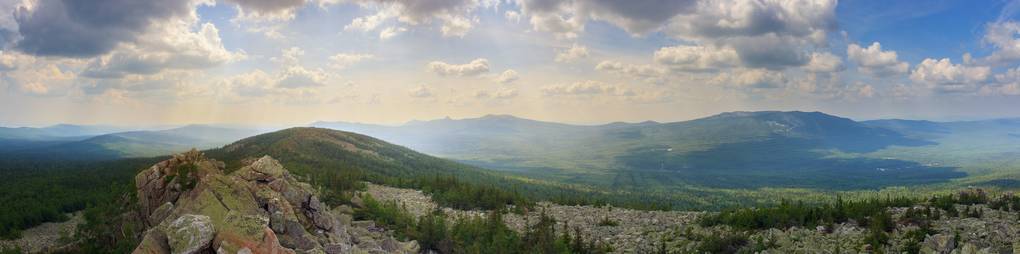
[12,0,192,58]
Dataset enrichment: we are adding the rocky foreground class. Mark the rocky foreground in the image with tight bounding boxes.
[131,150,418,254]
[366,184,1020,253]
[103,149,1020,254]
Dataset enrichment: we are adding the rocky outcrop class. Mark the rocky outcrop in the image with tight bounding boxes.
[131,150,416,254]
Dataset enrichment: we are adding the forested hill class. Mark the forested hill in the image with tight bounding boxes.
[203,127,626,210]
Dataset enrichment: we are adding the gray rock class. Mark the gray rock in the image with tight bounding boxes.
[922,234,956,254]
[165,214,215,254]
[380,238,399,252]
[149,202,175,226]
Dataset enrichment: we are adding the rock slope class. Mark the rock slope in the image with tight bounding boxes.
[131,150,417,254]
[365,183,1020,253]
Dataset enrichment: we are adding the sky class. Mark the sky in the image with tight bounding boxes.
[1,0,1020,126]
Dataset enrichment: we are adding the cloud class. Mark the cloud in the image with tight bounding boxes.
[12,0,194,58]
[440,15,473,37]
[220,66,336,104]
[541,80,634,96]
[804,52,844,73]
[494,69,519,84]
[427,58,489,76]
[578,0,696,35]
[79,18,244,79]
[710,68,787,89]
[345,7,395,32]
[224,69,275,97]
[271,47,306,66]
[555,43,589,63]
[653,45,738,71]
[330,53,375,69]
[595,60,667,84]
[504,10,521,23]
[277,66,329,88]
[0,51,82,97]
[664,0,836,69]
[0,50,17,71]
[983,66,1020,96]
[408,85,433,98]
[379,26,407,40]
[225,0,307,21]
[516,0,697,38]
[475,88,518,99]
[527,10,584,39]
[224,66,331,97]
[910,58,990,93]
[343,0,486,38]
[847,42,909,77]
[666,0,836,40]
[981,21,1020,65]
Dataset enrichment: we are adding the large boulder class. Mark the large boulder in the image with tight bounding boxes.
[165,214,215,254]
[921,234,956,254]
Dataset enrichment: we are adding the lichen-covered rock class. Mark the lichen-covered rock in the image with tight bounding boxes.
[165,214,215,254]
[922,234,956,254]
[148,202,175,227]
[132,151,413,254]
[135,149,224,228]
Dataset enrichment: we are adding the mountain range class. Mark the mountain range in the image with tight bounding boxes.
[312,111,1019,191]
[2,125,266,160]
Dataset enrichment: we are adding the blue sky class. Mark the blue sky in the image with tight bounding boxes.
[2,0,1020,126]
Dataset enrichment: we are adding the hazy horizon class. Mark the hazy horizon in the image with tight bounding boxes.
[5,109,1020,129]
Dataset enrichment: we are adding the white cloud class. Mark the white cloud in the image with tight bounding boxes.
[271,47,305,66]
[18,82,48,95]
[541,80,634,96]
[345,8,396,32]
[494,69,520,84]
[343,0,485,39]
[984,66,1020,96]
[505,10,521,23]
[653,45,738,71]
[440,15,473,37]
[595,61,667,84]
[528,11,585,39]
[710,69,787,89]
[847,42,909,77]
[379,26,407,40]
[857,84,875,98]
[804,52,844,73]
[475,88,518,99]
[329,53,375,69]
[910,58,990,93]
[981,21,1020,65]
[277,66,329,88]
[555,43,589,63]
[226,0,307,21]
[81,21,245,79]
[408,85,434,98]
[427,58,490,76]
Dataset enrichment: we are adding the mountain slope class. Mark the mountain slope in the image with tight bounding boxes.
[312,111,961,190]
[204,127,602,209]
[18,125,264,160]
[0,124,131,140]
